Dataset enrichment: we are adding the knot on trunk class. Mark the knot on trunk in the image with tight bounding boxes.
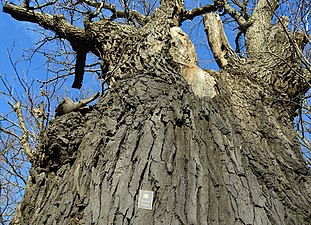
[37,113,86,171]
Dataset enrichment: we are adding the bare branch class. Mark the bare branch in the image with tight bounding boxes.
[223,0,247,26]
[81,0,146,24]
[3,3,86,41]
[231,0,246,11]
[1,154,27,185]
[0,127,21,140]
[8,101,34,161]
[38,72,74,86]
[297,131,311,153]
[182,2,224,21]
[0,113,22,131]
[33,0,57,10]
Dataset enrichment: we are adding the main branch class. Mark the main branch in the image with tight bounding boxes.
[204,13,238,68]
[244,0,279,55]
[3,3,86,41]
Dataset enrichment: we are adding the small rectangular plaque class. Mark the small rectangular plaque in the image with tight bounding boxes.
[138,190,154,210]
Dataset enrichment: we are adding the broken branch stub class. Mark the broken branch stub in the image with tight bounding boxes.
[55,92,100,116]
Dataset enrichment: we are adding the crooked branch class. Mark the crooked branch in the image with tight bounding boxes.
[182,2,224,21]
[3,3,86,41]
[81,0,145,24]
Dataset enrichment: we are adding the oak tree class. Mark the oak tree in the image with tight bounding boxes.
[3,0,311,224]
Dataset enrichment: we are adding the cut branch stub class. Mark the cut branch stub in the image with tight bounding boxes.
[55,92,100,116]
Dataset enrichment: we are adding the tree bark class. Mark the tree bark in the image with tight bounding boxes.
[3,1,311,225]
[244,0,279,56]
[12,66,311,225]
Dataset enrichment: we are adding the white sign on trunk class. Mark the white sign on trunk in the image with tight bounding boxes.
[138,190,154,210]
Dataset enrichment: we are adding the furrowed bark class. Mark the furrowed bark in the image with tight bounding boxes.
[245,0,279,56]
[11,68,311,224]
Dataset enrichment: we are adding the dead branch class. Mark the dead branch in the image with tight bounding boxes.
[33,0,57,10]
[231,0,249,19]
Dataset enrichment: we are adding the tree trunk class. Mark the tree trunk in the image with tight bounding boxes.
[12,46,311,225]
[5,2,311,225]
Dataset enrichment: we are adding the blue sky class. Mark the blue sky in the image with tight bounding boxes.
[1,13,22,113]
[0,12,39,74]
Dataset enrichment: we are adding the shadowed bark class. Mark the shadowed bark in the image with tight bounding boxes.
[3,0,311,224]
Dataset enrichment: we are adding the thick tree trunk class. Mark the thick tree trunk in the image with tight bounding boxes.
[4,2,311,225]
[11,40,311,225]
